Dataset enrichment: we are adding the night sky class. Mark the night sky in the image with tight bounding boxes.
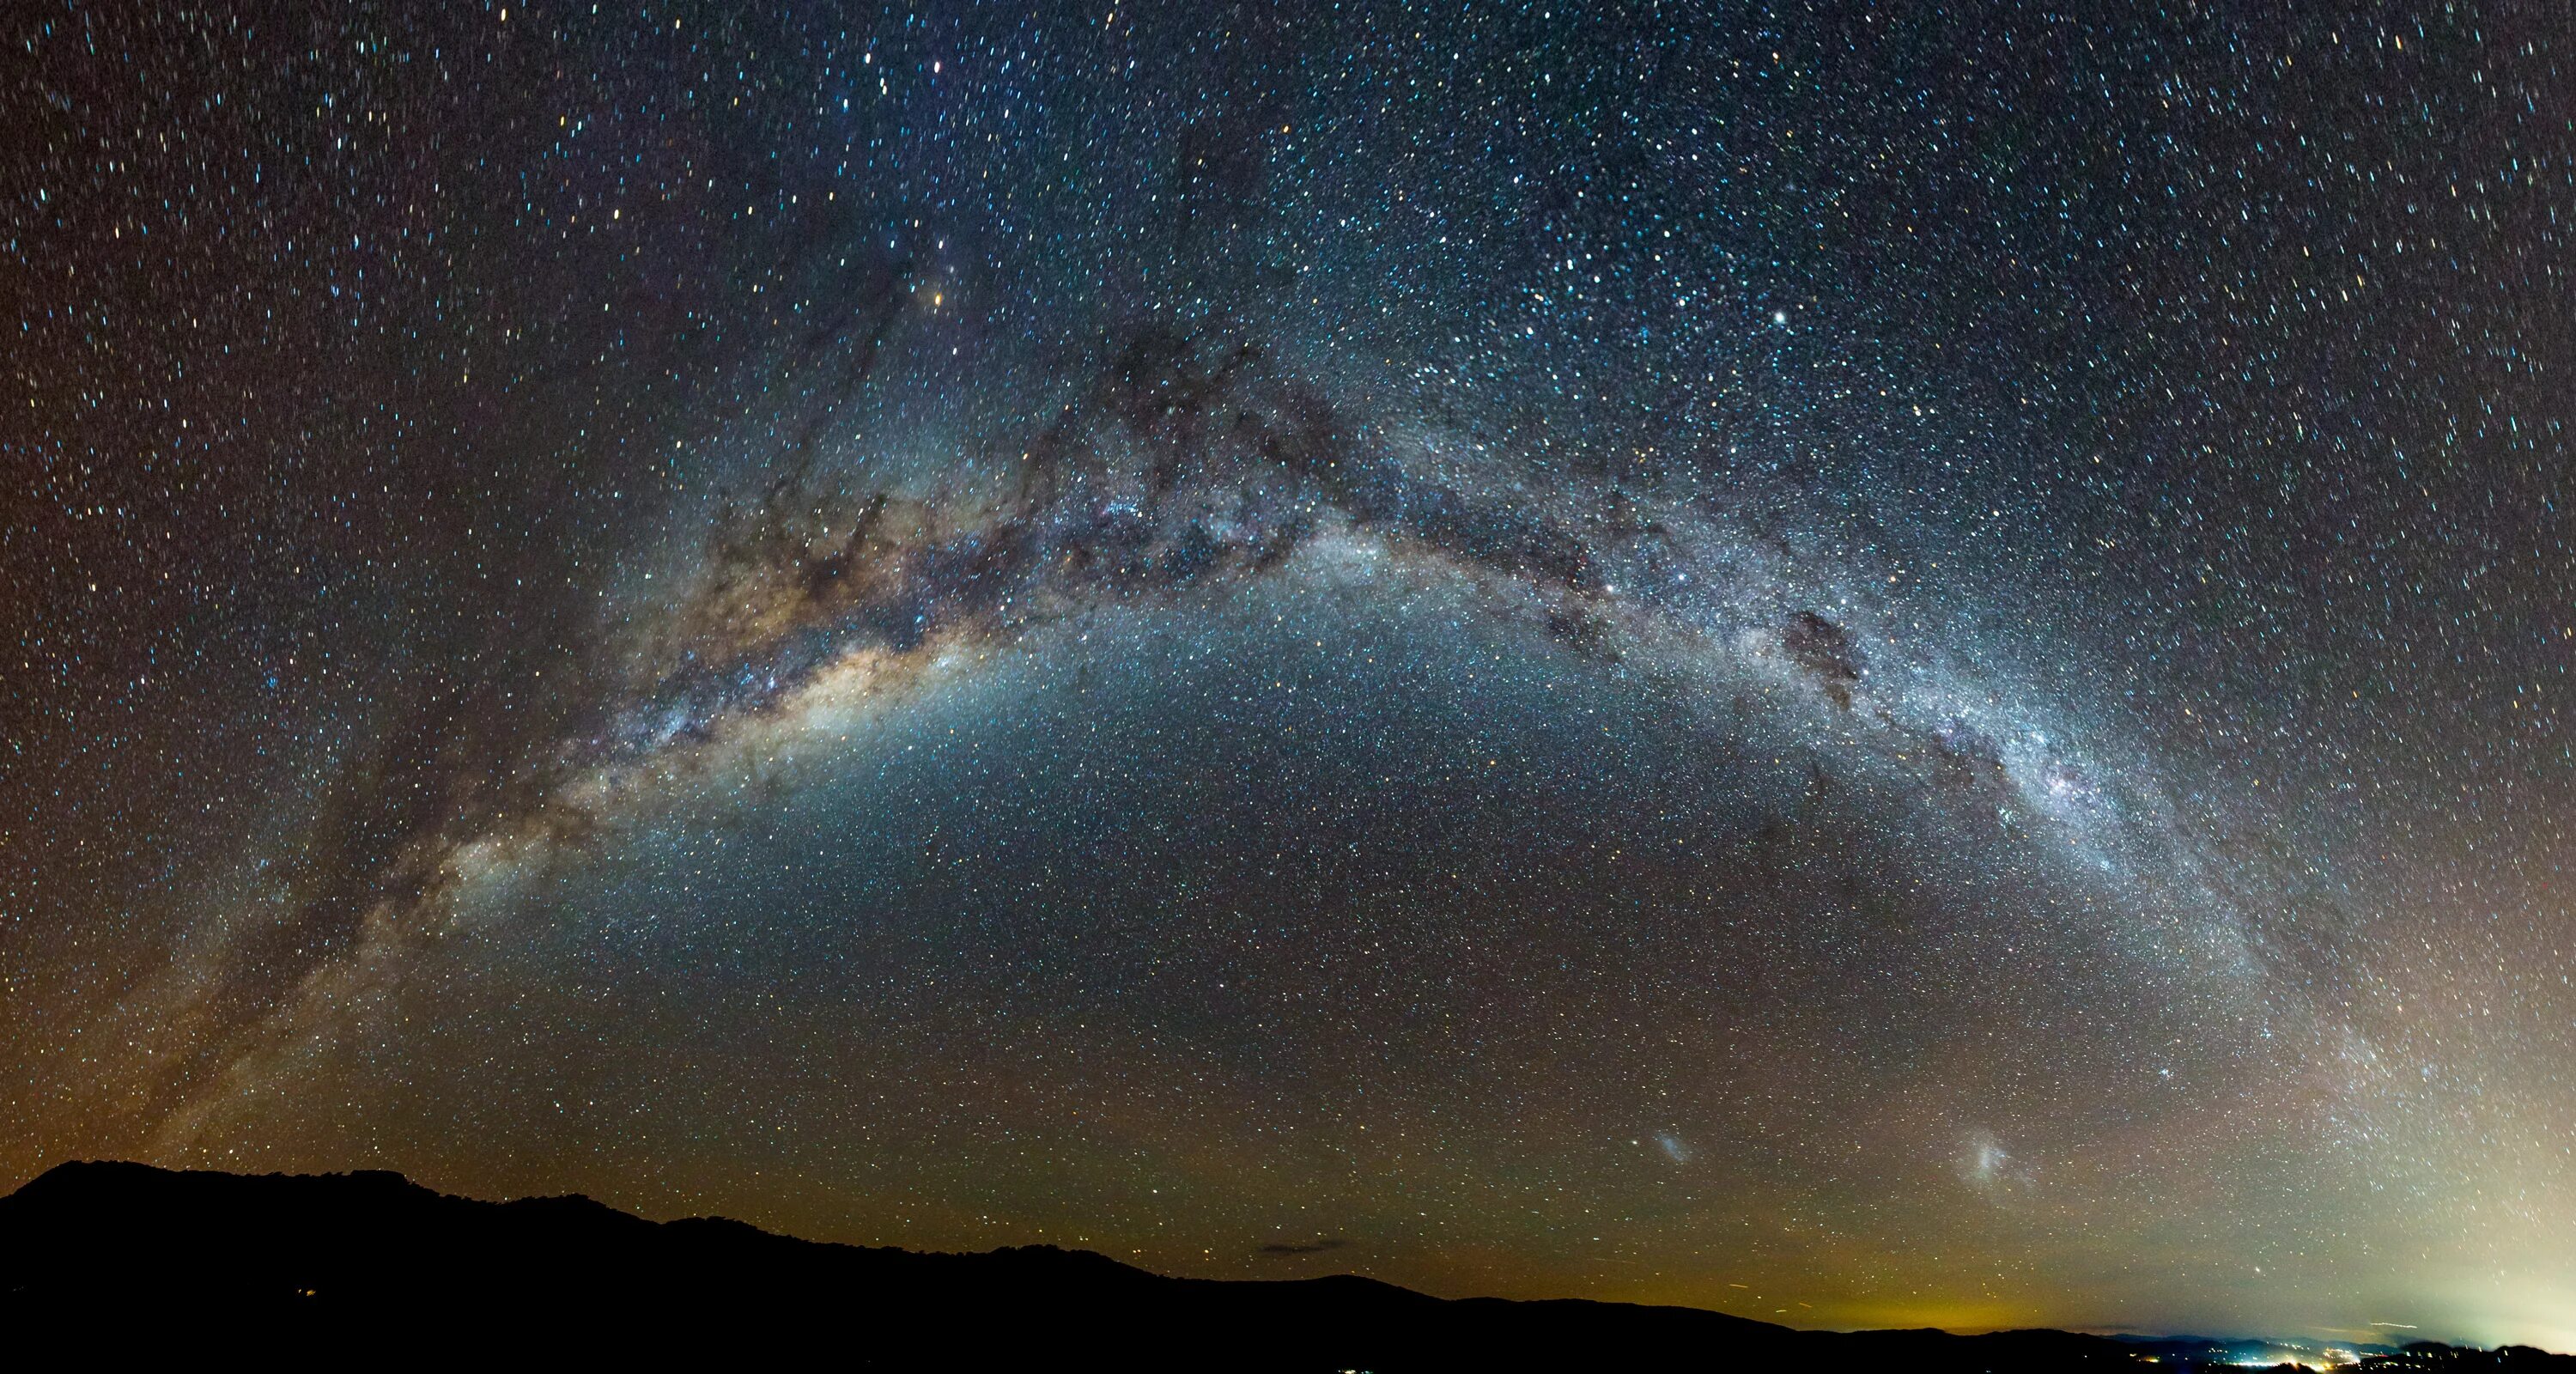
[6,0,2573,1351]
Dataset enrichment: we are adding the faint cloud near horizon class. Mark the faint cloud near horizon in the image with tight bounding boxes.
[1257,1237,1352,1257]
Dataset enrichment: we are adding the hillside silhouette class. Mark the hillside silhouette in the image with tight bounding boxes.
[2,1162,2563,1371]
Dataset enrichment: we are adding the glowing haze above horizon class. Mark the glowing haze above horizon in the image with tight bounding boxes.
[6,0,2573,1352]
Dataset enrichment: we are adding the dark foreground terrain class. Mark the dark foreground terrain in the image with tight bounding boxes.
[2,1162,2563,1371]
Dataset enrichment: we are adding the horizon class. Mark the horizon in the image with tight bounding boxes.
[2,1158,2550,1359]
[8,0,2572,1353]
[0,1158,2547,1359]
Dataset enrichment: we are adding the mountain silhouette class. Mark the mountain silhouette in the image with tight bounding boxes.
[2,1162,2563,1371]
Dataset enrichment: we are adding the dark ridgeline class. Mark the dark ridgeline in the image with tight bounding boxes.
[1,1163,2565,1371]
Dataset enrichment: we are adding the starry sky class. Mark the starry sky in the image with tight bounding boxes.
[6,0,2573,1351]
